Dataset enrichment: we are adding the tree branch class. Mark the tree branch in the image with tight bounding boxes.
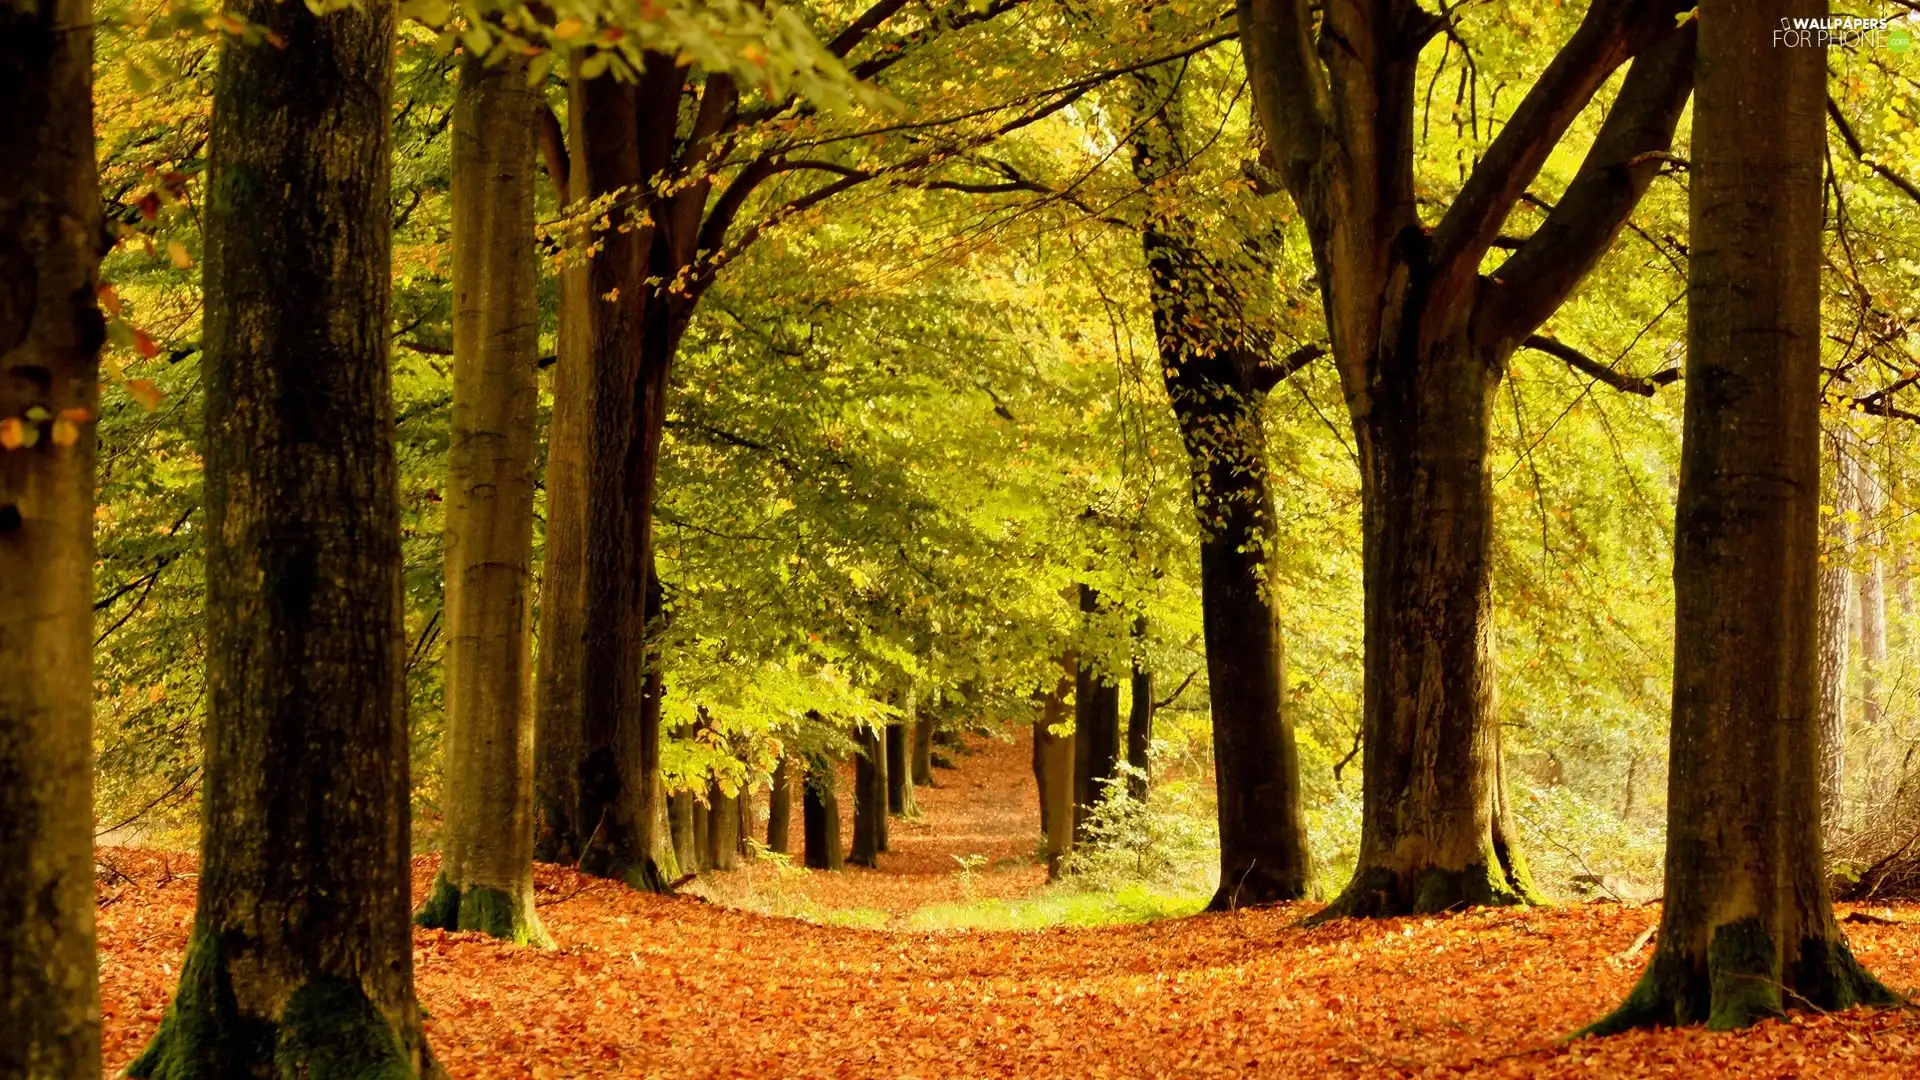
[1235,0,1331,236]
[1483,19,1695,340]
[1827,96,1920,208]
[1247,342,1328,394]
[1523,334,1678,396]
[1428,0,1681,295]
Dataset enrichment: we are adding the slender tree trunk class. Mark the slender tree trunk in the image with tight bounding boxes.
[531,107,590,865]
[766,754,793,855]
[911,714,935,786]
[1033,660,1077,879]
[1130,73,1316,907]
[131,2,435,1073]
[1818,428,1854,831]
[690,794,710,872]
[0,0,104,1071]
[849,726,886,865]
[802,753,844,871]
[1588,0,1893,1032]
[668,789,696,875]
[886,719,918,817]
[416,50,547,947]
[1073,585,1123,839]
[736,785,757,859]
[1854,450,1886,729]
[706,779,739,872]
[1128,616,1154,803]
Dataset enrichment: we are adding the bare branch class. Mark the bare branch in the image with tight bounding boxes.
[1523,334,1679,396]
[1827,96,1920,208]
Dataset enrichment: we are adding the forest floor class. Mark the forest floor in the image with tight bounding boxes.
[97,730,1920,1078]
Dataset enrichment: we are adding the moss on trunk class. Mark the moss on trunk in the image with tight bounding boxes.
[413,871,551,947]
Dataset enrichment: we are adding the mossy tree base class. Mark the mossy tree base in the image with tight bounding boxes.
[1306,857,1540,925]
[130,932,422,1079]
[413,872,553,947]
[1583,919,1901,1035]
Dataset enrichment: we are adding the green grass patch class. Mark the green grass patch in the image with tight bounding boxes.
[904,884,1207,931]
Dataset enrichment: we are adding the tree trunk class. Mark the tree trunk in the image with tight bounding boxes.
[706,779,739,872]
[531,105,591,866]
[1319,338,1539,918]
[737,785,757,860]
[766,754,793,855]
[690,793,710,872]
[1128,616,1154,803]
[911,715,935,786]
[668,789,697,875]
[567,60,678,891]
[130,2,435,1073]
[1033,659,1077,879]
[1817,429,1854,832]
[1587,0,1893,1032]
[849,726,886,865]
[416,49,547,947]
[886,721,918,817]
[802,753,844,871]
[0,0,104,1071]
[1854,450,1886,729]
[1073,584,1123,839]
[1130,73,1316,908]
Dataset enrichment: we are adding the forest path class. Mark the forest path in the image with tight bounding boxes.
[99,841,1920,1078]
[691,725,1051,923]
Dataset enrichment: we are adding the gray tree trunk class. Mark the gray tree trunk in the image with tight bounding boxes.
[1032,658,1076,879]
[1817,428,1854,831]
[415,50,547,947]
[0,0,105,1072]
[130,1,436,1073]
[1588,0,1893,1032]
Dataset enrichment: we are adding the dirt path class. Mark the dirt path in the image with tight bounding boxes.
[693,727,1049,921]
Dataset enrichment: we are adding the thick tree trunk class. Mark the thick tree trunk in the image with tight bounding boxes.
[911,715,935,786]
[849,726,887,865]
[1033,661,1077,879]
[706,779,739,872]
[417,50,547,947]
[0,0,104,1072]
[766,754,793,855]
[531,107,591,866]
[1318,339,1536,918]
[1588,0,1893,1032]
[1128,617,1154,804]
[802,754,844,871]
[1073,585,1123,839]
[567,61,678,891]
[130,2,435,1073]
[1817,429,1854,831]
[690,794,710,872]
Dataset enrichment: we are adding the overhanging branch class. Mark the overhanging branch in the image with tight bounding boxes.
[1523,335,1678,396]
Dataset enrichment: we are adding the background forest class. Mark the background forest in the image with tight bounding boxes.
[87,0,1920,903]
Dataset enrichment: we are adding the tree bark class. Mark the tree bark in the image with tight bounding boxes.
[1072,585,1123,839]
[1240,0,1694,919]
[0,0,104,1072]
[531,105,591,866]
[130,2,435,1074]
[849,726,887,865]
[766,753,793,855]
[668,789,697,875]
[1587,0,1893,1033]
[566,59,682,891]
[690,793,710,873]
[802,753,844,871]
[1853,449,1886,728]
[416,49,547,947]
[1817,428,1854,831]
[1129,76,1315,906]
[886,719,918,817]
[706,779,739,872]
[911,714,935,786]
[1128,617,1154,803]
[1033,659,1077,879]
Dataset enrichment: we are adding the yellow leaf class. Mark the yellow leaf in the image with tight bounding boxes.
[167,240,192,268]
[0,417,23,450]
